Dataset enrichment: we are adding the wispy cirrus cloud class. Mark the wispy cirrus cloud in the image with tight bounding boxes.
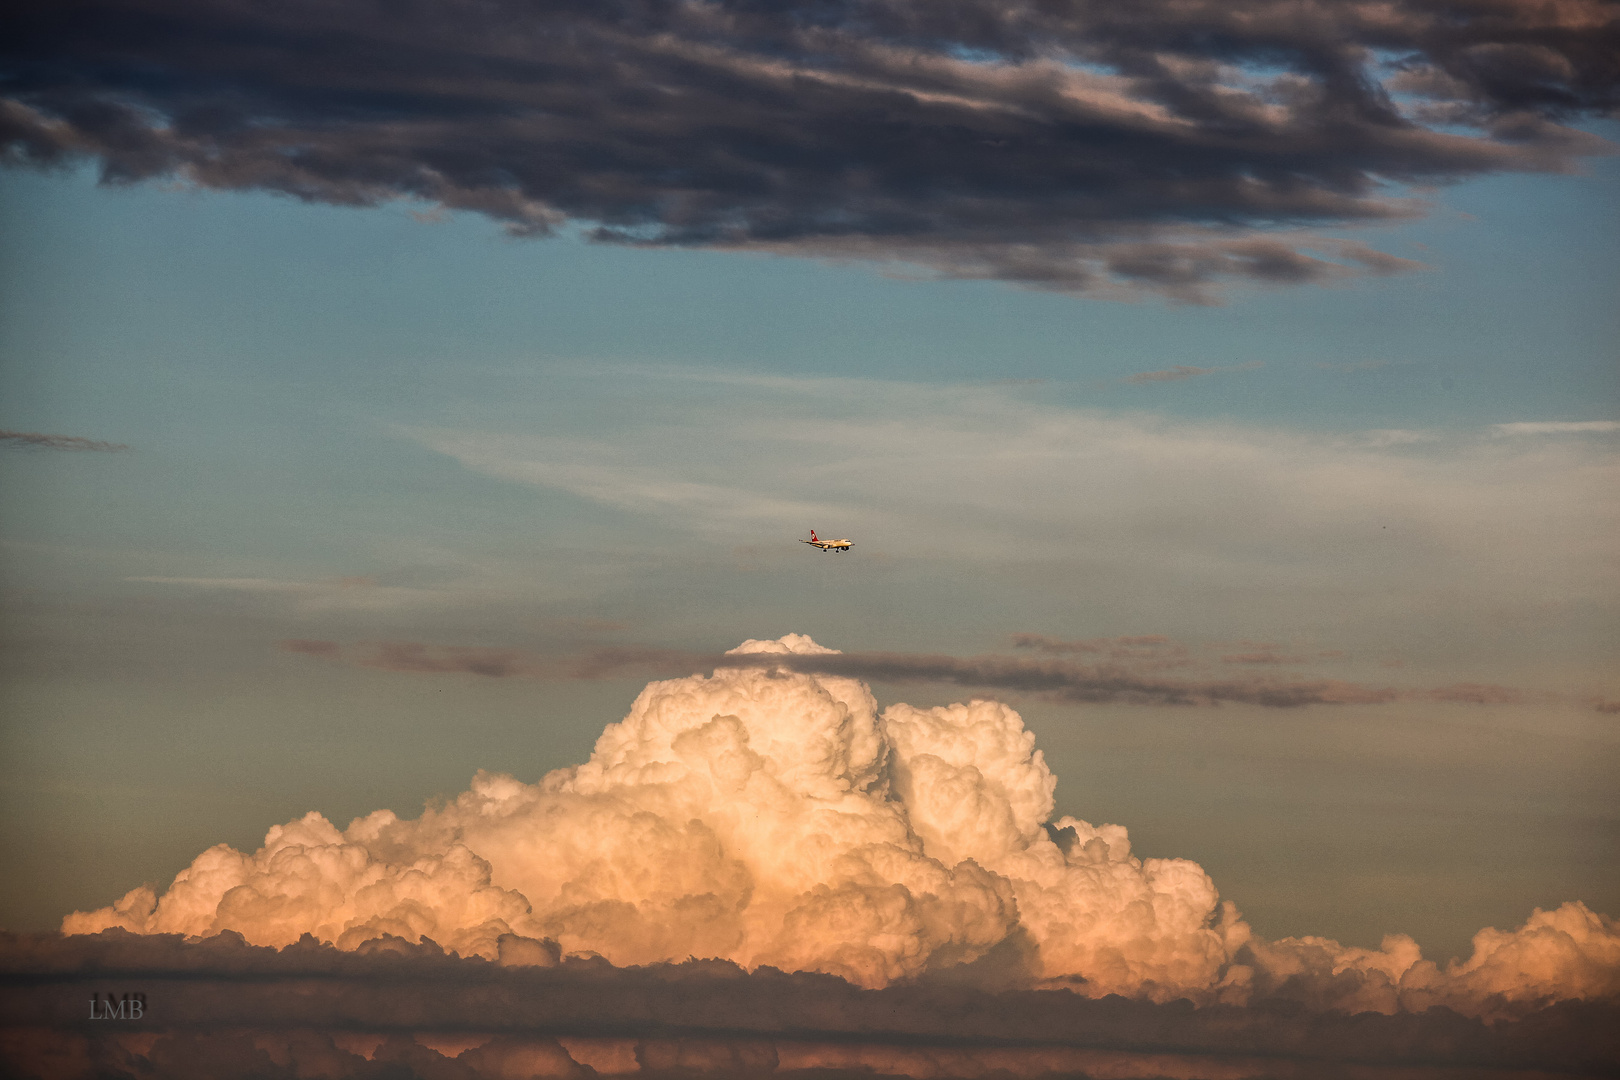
[128,575,453,613]
[0,429,127,451]
[1124,365,1217,384]
[1220,651,1307,665]
[1123,361,1265,385]
[1492,421,1620,437]
[407,429,843,528]
[402,376,1620,629]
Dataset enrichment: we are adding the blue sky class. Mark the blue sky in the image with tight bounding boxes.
[3,155,1615,961]
[4,152,1617,433]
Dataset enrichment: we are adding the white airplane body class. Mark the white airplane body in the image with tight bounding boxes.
[801,529,852,552]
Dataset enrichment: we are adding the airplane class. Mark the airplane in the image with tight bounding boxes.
[801,529,852,552]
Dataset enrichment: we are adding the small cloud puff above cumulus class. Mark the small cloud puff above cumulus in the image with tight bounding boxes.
[67,637,1619,1016]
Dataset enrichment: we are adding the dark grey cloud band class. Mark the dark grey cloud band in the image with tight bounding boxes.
[3,931,1616,1078]
[280,638,1533,709]
[4,0,1615,300]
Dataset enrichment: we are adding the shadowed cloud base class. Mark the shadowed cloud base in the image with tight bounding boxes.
[3,930,1619,1079]
[4,0,1616,300]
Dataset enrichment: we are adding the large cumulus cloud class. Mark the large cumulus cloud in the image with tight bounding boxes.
[61,636,1620,1017]
[3,0,1616,300]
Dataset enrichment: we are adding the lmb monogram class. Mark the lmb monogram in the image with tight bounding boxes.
[88,992,146,1020]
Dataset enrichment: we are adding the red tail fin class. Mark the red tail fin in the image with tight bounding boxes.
[810,530,818,541]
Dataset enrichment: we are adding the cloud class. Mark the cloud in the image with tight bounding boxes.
[1359,428,1433,447]
[400,376,1620,639]
[280,639,549,677]
[1422,682,1525,705]
[700,644,1529,709]
[1124,365,1216,384]
[288,633,1533,710]
[362,641,534,678]
[0,430,128,451]
[732,646,1391,707]
[280,638,341,658]
[3,928,1619,1079]
[2,0,1612,301]
[408,430,841,525]
[65,633,1619,1041]
[1012,632,1189,666]
[134,576,328,593]
[1493,421,1620,437]
[1218,648,1311,665]
[129,575,455,613]
[1123,360,1264,384]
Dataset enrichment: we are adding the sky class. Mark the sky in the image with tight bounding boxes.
[1,1,1619,1069]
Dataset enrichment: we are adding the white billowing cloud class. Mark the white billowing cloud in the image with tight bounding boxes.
[1246,901,1620,1020]
[885,697,1238,995]
[65,637,1618,1013]
[1407,902,1620,1013]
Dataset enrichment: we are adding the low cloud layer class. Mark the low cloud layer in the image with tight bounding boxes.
[64,636,1619,1030]
[283,634,1537,709]
[4,929,1619,1079]
[0,430,128,452]
[4,0,1616,300]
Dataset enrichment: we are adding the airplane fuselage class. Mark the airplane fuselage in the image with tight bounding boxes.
[801,537,852,552]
